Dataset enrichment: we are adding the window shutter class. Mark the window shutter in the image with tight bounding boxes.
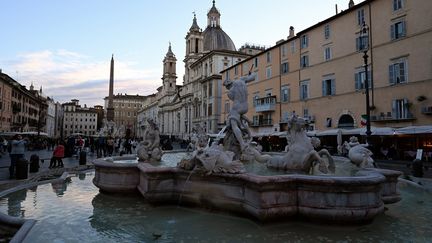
[403,98,409,117]
[322,80,326,96]
[399,62,406,83]
[287,88,290,102]
[401,21,406,37]
[392,100,397,118]
[355,73,360,90]
[389,64,395,85]
[390,24,395,40]
[331,79,336,95]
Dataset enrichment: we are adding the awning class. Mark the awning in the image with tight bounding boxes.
[396,126,432,134]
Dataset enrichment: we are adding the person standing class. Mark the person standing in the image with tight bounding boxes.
[50,141,65,168]
[9,134,28,179]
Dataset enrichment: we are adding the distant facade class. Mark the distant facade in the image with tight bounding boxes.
[62,99,98,137]
[104,94,147,137]
[221,0,432,135]
[0,71,48,134]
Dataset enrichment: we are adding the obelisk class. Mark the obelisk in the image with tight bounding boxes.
[106,54,115,121]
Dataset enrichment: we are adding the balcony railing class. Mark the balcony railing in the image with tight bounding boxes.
[421,106,432,115]
[371,112,416,122]
[251,118,273,127]
[255,96,276,113]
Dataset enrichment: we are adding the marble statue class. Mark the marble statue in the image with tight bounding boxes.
[99,119,125,138]
[343,136,374,168]
[137,119,162,162]
[248,116,335,174]
[180,143,245,175]
[222,70,256,158]
[191,123,209,150]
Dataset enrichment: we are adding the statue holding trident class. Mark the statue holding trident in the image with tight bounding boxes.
[223,64,256,157]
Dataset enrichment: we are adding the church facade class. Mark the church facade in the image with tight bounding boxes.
[138,1,262,139]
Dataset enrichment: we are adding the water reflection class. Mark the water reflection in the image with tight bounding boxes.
[50,178,70,196]
[0,173,430,242]
[7,190,27,218]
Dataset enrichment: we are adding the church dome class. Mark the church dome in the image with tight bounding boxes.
[202,0,236,52]
[203,26,236,52]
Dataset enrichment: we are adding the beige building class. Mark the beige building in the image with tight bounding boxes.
[0,71,13,132]
[104,94,147,137]
[0,71,49,134]
[222,0,432,136]
[62,99,98,137]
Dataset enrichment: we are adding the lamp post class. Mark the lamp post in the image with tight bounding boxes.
[360,22,372,142]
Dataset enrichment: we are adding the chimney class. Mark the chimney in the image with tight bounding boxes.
[349,0,355,8]
[288,26,295,39]
[335,4,339,14]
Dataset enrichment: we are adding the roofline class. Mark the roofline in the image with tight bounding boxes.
[297,0,373,35]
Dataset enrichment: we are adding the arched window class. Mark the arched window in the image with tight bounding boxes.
[338,114,355,129]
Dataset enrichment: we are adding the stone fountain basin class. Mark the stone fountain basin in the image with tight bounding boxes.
[93,156,401,223]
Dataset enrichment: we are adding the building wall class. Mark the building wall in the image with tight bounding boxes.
[222,0,432,134]
[0,77,13,132]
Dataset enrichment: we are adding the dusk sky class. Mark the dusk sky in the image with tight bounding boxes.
[0,0,364,107]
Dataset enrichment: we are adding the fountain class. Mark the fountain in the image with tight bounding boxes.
[93,72,402,224]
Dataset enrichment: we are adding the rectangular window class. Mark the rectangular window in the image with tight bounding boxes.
[224,101,230,113]
[300,35,308,49]
[355,70,372,90]
[300,55,309,68]
[389,59,408,84]
[300,80,309,100]
[391,20,406,40]
[208,103,213,116]
[290,40,296,53]
[254,57,258,68]
[281,85,290,102]
[253,93,260,107]
[281,44,287,57]
[324,47,332,61]
[393,0,404,11]
[234,66,238,75]
[266,67,272,79]
[357,9,365,25]
[281,62,289,74]
[392,98,409,119]
[252,115,259,126]
[324,24,330,39]
[266,52,271,63]
[322,79,335,96]
[356,35,369,51]
[208,82,213,97]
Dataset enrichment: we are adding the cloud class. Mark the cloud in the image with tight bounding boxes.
[1,50,161,106]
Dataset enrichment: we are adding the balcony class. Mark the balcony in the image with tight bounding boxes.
[421,106,432,115]
[255,96,276,113]
[251,119,273,127]
[371,112,416,123]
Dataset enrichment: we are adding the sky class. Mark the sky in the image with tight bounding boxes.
[0,0,365,107]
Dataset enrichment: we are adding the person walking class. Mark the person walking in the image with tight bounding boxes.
[9,134,28,179]
[50,141,65,168]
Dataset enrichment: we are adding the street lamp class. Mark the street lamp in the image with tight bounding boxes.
[360,22,372,142]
